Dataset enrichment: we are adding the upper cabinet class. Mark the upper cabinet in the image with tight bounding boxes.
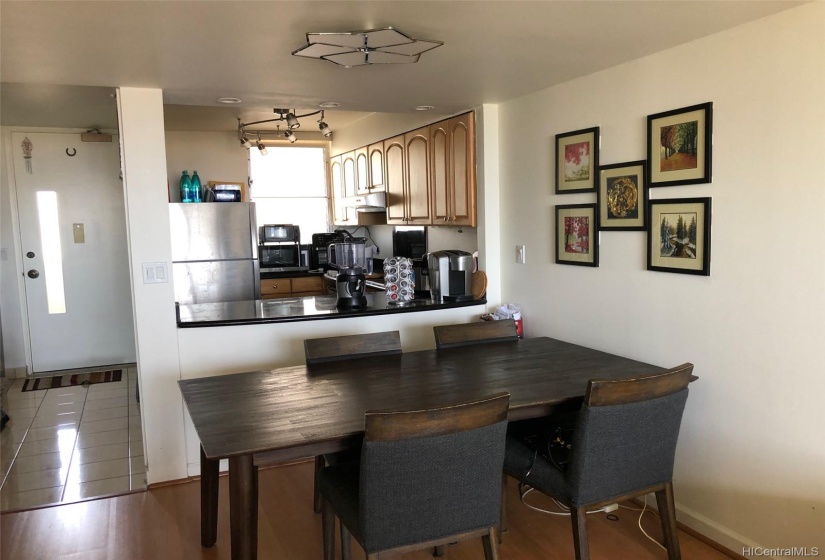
[342,151,357,199]
[384,135,406,224]
[368,142,385,191]
[446,113,476,227]
[355,147,369,195]
[405,126,433,225]
[331,111,476,227]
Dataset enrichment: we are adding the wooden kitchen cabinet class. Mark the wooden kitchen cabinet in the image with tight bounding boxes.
[330,154,356,226]
[384,134,407,224]
[405,126,433,225]
[355,147,369,195]
[260,276,324,299]
[342,151,357,199]
[368,142,385,191]
[430,112,476,227]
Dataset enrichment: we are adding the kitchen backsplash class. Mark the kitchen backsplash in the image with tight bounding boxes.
[345,225,477,258]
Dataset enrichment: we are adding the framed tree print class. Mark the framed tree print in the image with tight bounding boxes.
[598,160,646,231]
[555,127,599,194]
[647,102,712,188]
[555,203,598,267]
[647,197,711,276]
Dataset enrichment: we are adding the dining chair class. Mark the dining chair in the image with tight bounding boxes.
[318,392,511,560]
[503,363,696,560]
[304,330,402,513]
[432,319,518,350]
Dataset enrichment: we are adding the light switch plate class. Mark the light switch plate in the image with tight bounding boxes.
[516,245,526,264]
[142,262,168,284]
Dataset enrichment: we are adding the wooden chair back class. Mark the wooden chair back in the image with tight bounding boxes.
[304,331,402,365]
[364,392,510,442]
[584,363,695,406]
[433,320,518,350]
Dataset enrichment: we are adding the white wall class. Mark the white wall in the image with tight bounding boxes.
[164,131,248,202]
[497,4,824,554]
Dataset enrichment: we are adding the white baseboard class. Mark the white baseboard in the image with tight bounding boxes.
[674,501,769,558]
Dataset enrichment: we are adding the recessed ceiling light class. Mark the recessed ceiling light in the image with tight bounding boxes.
[216,97,243,104]
[319,101,341,108]
[413,105,435,111]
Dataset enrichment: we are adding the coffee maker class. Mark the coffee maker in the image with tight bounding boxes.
[327,236,368,309]
[427,250,474,302]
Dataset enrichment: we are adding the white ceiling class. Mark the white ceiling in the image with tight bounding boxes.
[0,1,806,128]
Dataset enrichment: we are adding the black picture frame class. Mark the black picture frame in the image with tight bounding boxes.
[647,102,712,188]
[647,197,711,276]
[555,203,599,267]
[598,160,647,231]
[555,127,600,194]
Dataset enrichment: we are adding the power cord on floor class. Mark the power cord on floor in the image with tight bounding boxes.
[518,483,667,551]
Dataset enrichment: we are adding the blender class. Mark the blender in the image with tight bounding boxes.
[327,236,368,309]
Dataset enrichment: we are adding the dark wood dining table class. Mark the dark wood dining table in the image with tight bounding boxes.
[178,336,667,560]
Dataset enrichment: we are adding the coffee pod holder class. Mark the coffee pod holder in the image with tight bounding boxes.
[383,257,415,305]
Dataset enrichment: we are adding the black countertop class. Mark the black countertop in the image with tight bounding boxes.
[176,293,486,328]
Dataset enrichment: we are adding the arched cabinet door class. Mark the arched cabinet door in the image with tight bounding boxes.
[368,142,385,191]
[384,135,407,224]
[329,155,348,225]
[449,112,476,227]
[404,126,432,225]
[355,147,370,196]
[342,151,356,199]
[429,121,450,224]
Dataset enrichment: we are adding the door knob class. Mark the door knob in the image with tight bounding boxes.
[27,269,40,279]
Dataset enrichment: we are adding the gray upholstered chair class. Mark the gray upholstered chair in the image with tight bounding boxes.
[433,319,518,350]
[304,331,402,513]
[318,392,511,560]
[503,363,695,560]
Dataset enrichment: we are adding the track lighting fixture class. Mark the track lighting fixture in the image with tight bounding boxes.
[256,134,268,155]
[318,111,332,138]
[237,108,333,148]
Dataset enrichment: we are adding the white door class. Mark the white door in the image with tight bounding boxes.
[11,132,136,373]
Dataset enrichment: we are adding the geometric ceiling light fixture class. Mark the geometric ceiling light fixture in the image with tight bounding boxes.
[292,27,443,68]
[238,109,332,150]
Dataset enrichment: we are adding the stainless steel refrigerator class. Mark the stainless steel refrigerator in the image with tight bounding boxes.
[169,202,261,304]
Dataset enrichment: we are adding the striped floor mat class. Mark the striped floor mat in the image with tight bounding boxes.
[21,370,123,392]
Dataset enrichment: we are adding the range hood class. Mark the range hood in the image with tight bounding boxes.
[346,191,386,212]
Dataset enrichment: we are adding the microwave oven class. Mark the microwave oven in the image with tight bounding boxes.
[259,242,309,272]
[260,224,300,244]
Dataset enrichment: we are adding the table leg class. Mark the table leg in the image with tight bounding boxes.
[200,445,219,548]
[229,454,258,560]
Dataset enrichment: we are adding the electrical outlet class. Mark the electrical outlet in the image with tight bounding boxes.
[516,245,526,264]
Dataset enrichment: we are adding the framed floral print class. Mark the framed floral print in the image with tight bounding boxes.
[555,203,599,267]
[598,160,646,231]
[555,127,599,194]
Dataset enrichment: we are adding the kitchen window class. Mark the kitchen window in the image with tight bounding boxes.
[249,146,329,240]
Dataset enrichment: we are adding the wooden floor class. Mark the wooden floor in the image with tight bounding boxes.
[0,460,733,560]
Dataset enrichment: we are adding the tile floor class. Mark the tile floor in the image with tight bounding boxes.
[0,368,146,511]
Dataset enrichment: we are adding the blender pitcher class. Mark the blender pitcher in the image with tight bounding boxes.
[327,238,368,308]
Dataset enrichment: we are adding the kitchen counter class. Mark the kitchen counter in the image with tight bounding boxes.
[259,270,325,279]
[176,293,486,328]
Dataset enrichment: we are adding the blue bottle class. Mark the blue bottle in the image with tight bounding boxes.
[180,170,192,203]
[191,170,202,203]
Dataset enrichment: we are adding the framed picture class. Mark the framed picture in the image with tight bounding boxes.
[647,197,711,276]
[647,102,712,188]
[555,127,599,194]
[598,160,646,231]
[555,203,599,267]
